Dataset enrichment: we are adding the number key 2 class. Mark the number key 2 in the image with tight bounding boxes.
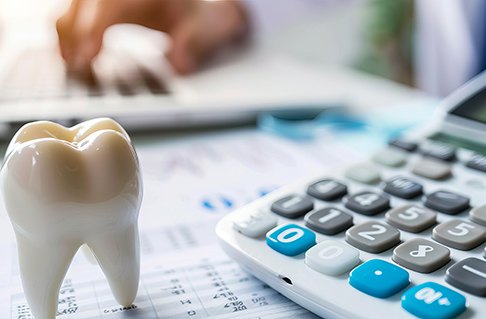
[345,221,400,253]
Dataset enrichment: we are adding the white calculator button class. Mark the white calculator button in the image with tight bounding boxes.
[411,158,452,180]
[372,148,407,167]
[470,205,486,227]
[233,210,278,238]
[305,240,360,276]
[344,164,381,184]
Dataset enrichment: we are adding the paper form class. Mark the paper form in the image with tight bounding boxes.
[0,128,370,319]
[6,223,319,319]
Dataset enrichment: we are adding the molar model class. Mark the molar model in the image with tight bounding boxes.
[1,118,142,319]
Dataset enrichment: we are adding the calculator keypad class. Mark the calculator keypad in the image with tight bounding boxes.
[392,238,450,273]
[445,258,486,296]
[345,221,400,253]
[401,282,466,319]
[228,137,486,319]
[470,204,486,227]
[424,191,470,215]
[306,179,347,201]
[304,207,353,235]
[383,176,423,199]
[266,224,316,256]
[372,148,407,167]
[412,158,452,180]
[388,139,418,152]
[271,194,314,219]
[344,192,390,216]
[233,210,278,238]
[305,240,360,276]
[344,164,381,184]
[385,205,436,233]
[432,220,486,250]
[349,259,410,298]
[420,142,456,162]
[465,153,486,172]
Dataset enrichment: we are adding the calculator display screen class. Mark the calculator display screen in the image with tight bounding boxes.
[450,86,486,124]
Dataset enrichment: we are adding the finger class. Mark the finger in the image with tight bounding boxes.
[166,21,199,75]
[75,0,111,64]
[56,0,83,62]
[166,1,247,75]
[67,0,121,72]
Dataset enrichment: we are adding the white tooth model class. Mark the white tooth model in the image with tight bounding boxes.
[1,118,142,319]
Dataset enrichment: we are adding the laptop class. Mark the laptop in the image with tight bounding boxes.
[0,13,341,137]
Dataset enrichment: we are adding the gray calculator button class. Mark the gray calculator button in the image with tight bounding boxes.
[372,148,407,167]
[424,190,470,215]
[411,158,452,180]
[344,192,390,216]
[385,205,436,233]
[420,143,456,162]
[446,257,486,296]
[345,221,400,253]
[432,220,486,250]
[383,176,423,199]
[465,153,486,173]
[233,210,278,238]
[470,205,486,227]
[306,179,347,201]
[344,164,381,184]
[271,194,313,219]
[388,139,418,152]
[393,238,450,273]
[304,207,353,235]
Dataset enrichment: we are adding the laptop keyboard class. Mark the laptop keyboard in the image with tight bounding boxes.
[0,48,170,102]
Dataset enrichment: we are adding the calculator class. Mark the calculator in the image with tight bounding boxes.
[216,71,486,319]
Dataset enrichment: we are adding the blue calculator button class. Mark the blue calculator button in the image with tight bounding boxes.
[349,259,409,298]
[401,282,466,319]
[266,224,316,256]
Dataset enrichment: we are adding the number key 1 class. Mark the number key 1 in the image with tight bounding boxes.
[304,207,353,235]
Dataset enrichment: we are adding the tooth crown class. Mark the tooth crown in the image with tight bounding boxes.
[1,118,142,319]
[2,119,141,239]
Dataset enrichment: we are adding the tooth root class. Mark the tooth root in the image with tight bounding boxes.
[16,235,79,319]
[87,225,140,307]
[81,244,99,266]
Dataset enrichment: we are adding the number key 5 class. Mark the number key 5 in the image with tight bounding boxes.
[432,220,486,250]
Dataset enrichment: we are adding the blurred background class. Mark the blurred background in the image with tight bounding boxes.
[0,0,482,137]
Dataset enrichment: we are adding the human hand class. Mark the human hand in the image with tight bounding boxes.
[56,0,248,74]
